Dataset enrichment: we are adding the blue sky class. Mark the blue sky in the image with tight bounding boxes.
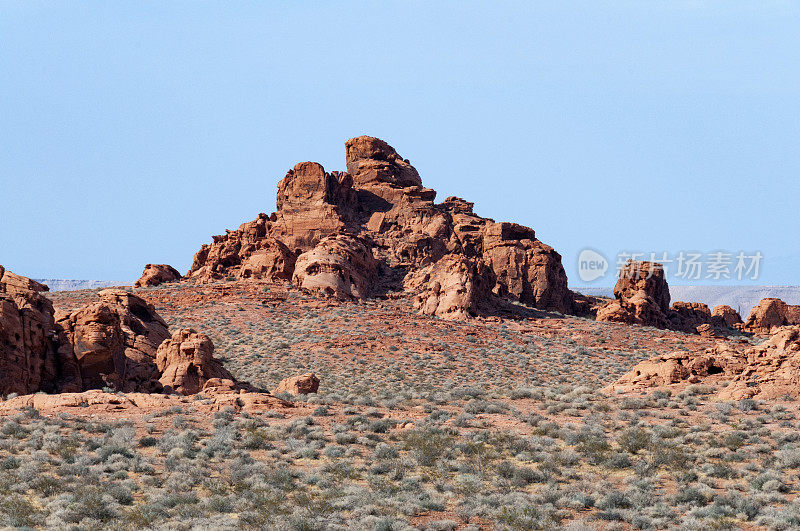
[2,1,798,286]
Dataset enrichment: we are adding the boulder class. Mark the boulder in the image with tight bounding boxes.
[712,305,743,327]
[134,264,181,288]
[274,373,320,395]
[292,234,378,300]
[56,289,170,392]
[156,329,235,395]
[405,254,496,320]
[744,298,800,334]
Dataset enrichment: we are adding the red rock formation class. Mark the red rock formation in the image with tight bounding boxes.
[345,135,422,195]
[274,373,320,395]
[156,328,236,395]
[481,222,571,312]
[608,326,800,400]
[720,326,800,399]
[744,298,800,334]
[1,268,261,398]
[56,289,171,392]
[135,264,181,288]
[185,136,574,317]
[292,234,378,300]
[272,162,358,252]
[598,261,733,335]
[668,301,721,332]
[597,261,670,328]
[405,254,496,320]
[188,215,297,282]
[712,305,743,327]
[0,266,81,395]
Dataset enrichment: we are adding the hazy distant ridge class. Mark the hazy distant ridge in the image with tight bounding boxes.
[573,285,800,317]
[35,279,132,292]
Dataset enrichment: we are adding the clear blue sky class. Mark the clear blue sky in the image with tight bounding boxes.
[2,1,798,286]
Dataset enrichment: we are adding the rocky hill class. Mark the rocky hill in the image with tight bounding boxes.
[184,136,576,318]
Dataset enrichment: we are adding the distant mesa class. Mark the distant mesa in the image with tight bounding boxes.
[35,279,132,292]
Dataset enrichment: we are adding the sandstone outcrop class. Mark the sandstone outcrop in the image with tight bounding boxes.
[405,254,496,320]
[188,215,297,282]
[743,298,800,334]
[597,261,731,334]
[134,264,181,288]
[607,326,800,400]
[482,222,572,312]
[156,328,236,395]
[184,136,574,317]
[668,301,720,333]
[0,268,262,399]
[56,289,171,392]
[274,373,320,395]
[712,305,743,327]
[0,266,80,395]
[596,262,670,328]
[292,235,378,300]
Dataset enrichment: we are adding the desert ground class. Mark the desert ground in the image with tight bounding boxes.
[0,279,795,530]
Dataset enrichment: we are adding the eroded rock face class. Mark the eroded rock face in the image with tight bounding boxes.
[597,261,670,328]
[345,136,422,190]
[713,305,743,327]
[405,254,495,320]
[607,326,800,400]
[56,289,171,392]
[274,373,320,395]
[744,298,800,334]
[668,301,720,333]
[272,162,358,252]
[185,136,574,317]
[188,215,297,282]
[156,329,235,395]
[292,235,378,300]
[0,266,80,395]
[482,222,572,313]
[135,264,181,288]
